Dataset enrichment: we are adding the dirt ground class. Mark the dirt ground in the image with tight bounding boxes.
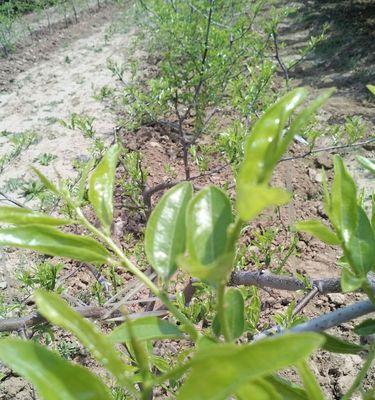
[0,0,374,399]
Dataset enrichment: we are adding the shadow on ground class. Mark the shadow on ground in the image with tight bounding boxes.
[282,0,375,93]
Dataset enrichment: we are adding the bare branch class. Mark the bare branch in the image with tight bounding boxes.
[230,270,375,294]
[0,306,167,333]
[280,138,375,162]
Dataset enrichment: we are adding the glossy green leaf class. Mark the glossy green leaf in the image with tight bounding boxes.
[321,333,366,354]
[346,206,375,276]
[0,338,112,400]
[354,319,375,336]
[266,375,308,400]
[239,88,308,186]
[296,361,324,400]
[88,144,121,232]
[179,250,234,286]
[276,89,334,161]
[0,206,72,226]
[109,316,183,343]
[0,225,110,263]
[186,186,233,266]
[236,378,282,400]
[341,266,365,293]
[331,156,357,244]
[213,288,245,341]
[35,290,134,388]
[367,84,375,96]
[145,182,193,280]
[372,194,375,229]
[177,333,324,400]
[295,220,340,245]
[357,156,375,176]
[237,184,291,222]
[32,167,59,195]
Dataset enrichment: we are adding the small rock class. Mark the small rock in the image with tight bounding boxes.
[149,141,163,149]
[327,293,346,305]
[0,281,7,290]
[314,154,334,170]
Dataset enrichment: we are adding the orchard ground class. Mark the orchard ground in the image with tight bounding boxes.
[0,0,374,398]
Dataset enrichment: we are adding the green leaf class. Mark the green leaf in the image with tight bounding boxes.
[236,378,283,400]
[354,319,375,336]
[296,361,325,400]
[276,89,335,161]
[346,206,375,276]
[341,266,365,293]
[357,156,375,176]
[0,206,72,226]
[0,225,110,263]
[32,167,60,195]
[237,184,291,222]
[179,250,234,286]
[186,186,233,266]
[0,338,112,400]
[145,182,193,280]
[367,84,375,96]
[109,316,183,343]
[239,88,308,186]
[266,375,308,400]
[35,290,134,388]
[213,288,245,341]
[321,333,366,354]
[177,333,324,400]
[331,156,357,244]
[295,220,340,245]
[88,144,121,232]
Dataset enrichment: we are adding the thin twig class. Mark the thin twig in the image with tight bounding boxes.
[0,191,30,209]
[280,138,375,162]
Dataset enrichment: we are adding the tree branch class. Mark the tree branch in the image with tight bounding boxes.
[0,307,168,333]
[229,269,375,293]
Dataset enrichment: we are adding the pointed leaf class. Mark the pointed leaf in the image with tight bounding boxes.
[295,220,340,245]
[296,361,324,400]
[145,182,192,280]
[88,144,121,232]
[265,375,308,400]
[331,156,357,244]
[346,206,375,276]
[186,186,233,266]
[177,333,324,400]
[35,290,134,388]
[0,206,73,226]
[239,88,308,186]
[367,84,375,96]
[0,225,110,263]
[357,156,375,176]
[321,333,366,354]
[276,88,334,160]
[341,266,365,293]
[32,167,59,195]
[0,338,112,400]
[237,184,290,222]
[236,378,282,400]
[109,316,183,343]
[354,319,375,336]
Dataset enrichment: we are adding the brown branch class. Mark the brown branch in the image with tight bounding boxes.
[0,307,168,333]
[229,270,375,294]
